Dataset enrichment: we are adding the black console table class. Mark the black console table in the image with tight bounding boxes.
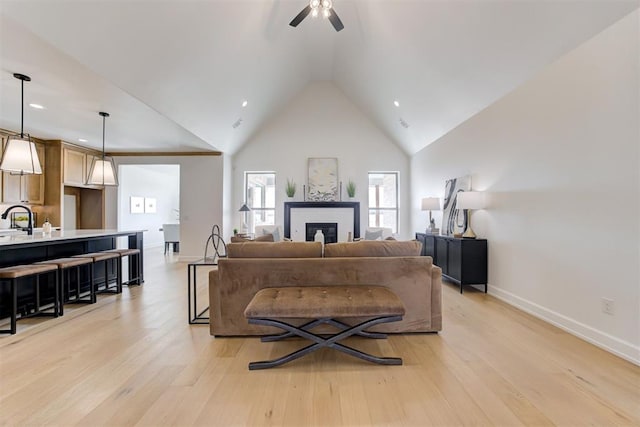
[416,233,487,293]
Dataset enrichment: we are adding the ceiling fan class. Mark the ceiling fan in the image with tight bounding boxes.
[290,0,344,32]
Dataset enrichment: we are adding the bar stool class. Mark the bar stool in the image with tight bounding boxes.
[36,258,95,316]
[0,264,60,335]
[73,252,121,294]
[104,248,142,286]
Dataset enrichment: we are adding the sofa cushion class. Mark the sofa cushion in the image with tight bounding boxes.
[227,241,323,258]
[324,240,422,257]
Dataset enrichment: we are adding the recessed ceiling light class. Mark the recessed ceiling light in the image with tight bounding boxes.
[393,101,400,107]
[242,100,248,107]
[29,103,44,109]
[78,138,88,143]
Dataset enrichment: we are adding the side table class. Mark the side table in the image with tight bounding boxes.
[187,258,218,324]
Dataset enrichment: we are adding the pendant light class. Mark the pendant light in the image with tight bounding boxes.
[87,111,118,186]
[0,73,43,175]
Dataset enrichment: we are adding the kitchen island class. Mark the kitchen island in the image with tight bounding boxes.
[0,229,144,267]
[0,229,144,321]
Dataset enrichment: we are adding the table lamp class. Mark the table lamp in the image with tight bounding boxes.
[421,197,441,234]
[239,203,251,233]
[456,191,486,239]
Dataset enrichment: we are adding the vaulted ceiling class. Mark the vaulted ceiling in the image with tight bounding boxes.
[1,0,637,155]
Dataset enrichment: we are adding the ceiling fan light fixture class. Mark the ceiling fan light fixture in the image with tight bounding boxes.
[291,0,343,31]
[87,111,118,186]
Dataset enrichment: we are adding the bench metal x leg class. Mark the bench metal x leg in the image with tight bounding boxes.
[247,315,403,370]
[260,318,388,342]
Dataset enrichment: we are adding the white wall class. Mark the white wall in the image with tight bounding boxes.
[222,153,233,239]
[411,11,639,363]
[117,164,179,248]
[105,155,224,260]
[232,82,411,239]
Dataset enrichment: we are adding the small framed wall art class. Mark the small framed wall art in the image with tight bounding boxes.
[130,196,144,214]
[145,197,157,213]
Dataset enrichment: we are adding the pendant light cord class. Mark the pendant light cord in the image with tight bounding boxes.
[102,114,106,160]
[20,78,24,138]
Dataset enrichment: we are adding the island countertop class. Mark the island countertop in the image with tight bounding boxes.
[0,228,145,277]
[0,229,146,247]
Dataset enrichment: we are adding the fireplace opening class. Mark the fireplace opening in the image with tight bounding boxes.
[306,222,338,244]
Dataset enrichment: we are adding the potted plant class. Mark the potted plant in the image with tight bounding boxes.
[346,180,356,199]
[285,178,296,198]
[233,228,238,236]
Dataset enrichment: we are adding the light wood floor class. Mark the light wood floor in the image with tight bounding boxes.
[1,247,638,426]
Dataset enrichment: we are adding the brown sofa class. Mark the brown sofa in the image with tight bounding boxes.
[209,240,442,336]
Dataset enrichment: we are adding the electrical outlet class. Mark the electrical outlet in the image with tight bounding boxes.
[602,298,614,315]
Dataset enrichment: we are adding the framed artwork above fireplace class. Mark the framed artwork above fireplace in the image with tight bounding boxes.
[307,157,339,201]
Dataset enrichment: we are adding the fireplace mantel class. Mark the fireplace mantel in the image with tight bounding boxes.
[284,202,360,241]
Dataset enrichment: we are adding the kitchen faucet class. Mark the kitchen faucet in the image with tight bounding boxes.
[1,205,33,235]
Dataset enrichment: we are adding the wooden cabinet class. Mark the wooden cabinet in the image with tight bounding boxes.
[1,141,45,205]
[63,147,87,186]
[63,146,107,188]
[416,233,487,293]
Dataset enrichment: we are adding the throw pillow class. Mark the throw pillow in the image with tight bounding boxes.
[254,233,274,242]
[263,227,280,242]
[364,229,383,240]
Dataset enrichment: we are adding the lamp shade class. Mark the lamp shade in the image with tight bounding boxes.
[239,204,251,212]
[421,197,440,211]
[0,137,42,174]
[457,191,486,210]
[87,158,118,186]
[87,111,118,186]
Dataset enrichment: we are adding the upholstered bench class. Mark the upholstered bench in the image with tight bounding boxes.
[244,285,405,370]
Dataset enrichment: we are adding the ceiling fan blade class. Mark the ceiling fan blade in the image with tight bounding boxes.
[290,5,312,27]
[328,9,344,32]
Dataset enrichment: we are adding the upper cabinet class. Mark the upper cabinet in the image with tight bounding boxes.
[62,145,105,188]
[63,147,87,186]
[1,138,46,205]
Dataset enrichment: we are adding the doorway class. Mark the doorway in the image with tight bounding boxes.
[117,165,180,249]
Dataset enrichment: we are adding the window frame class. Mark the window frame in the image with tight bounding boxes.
[244,171,276,228]
[367,171,399,233]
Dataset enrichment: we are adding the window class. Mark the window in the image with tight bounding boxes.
[368,172,398,233]
[245,172,276,228]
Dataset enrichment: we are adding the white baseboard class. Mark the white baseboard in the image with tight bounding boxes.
[489,284,640,366]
